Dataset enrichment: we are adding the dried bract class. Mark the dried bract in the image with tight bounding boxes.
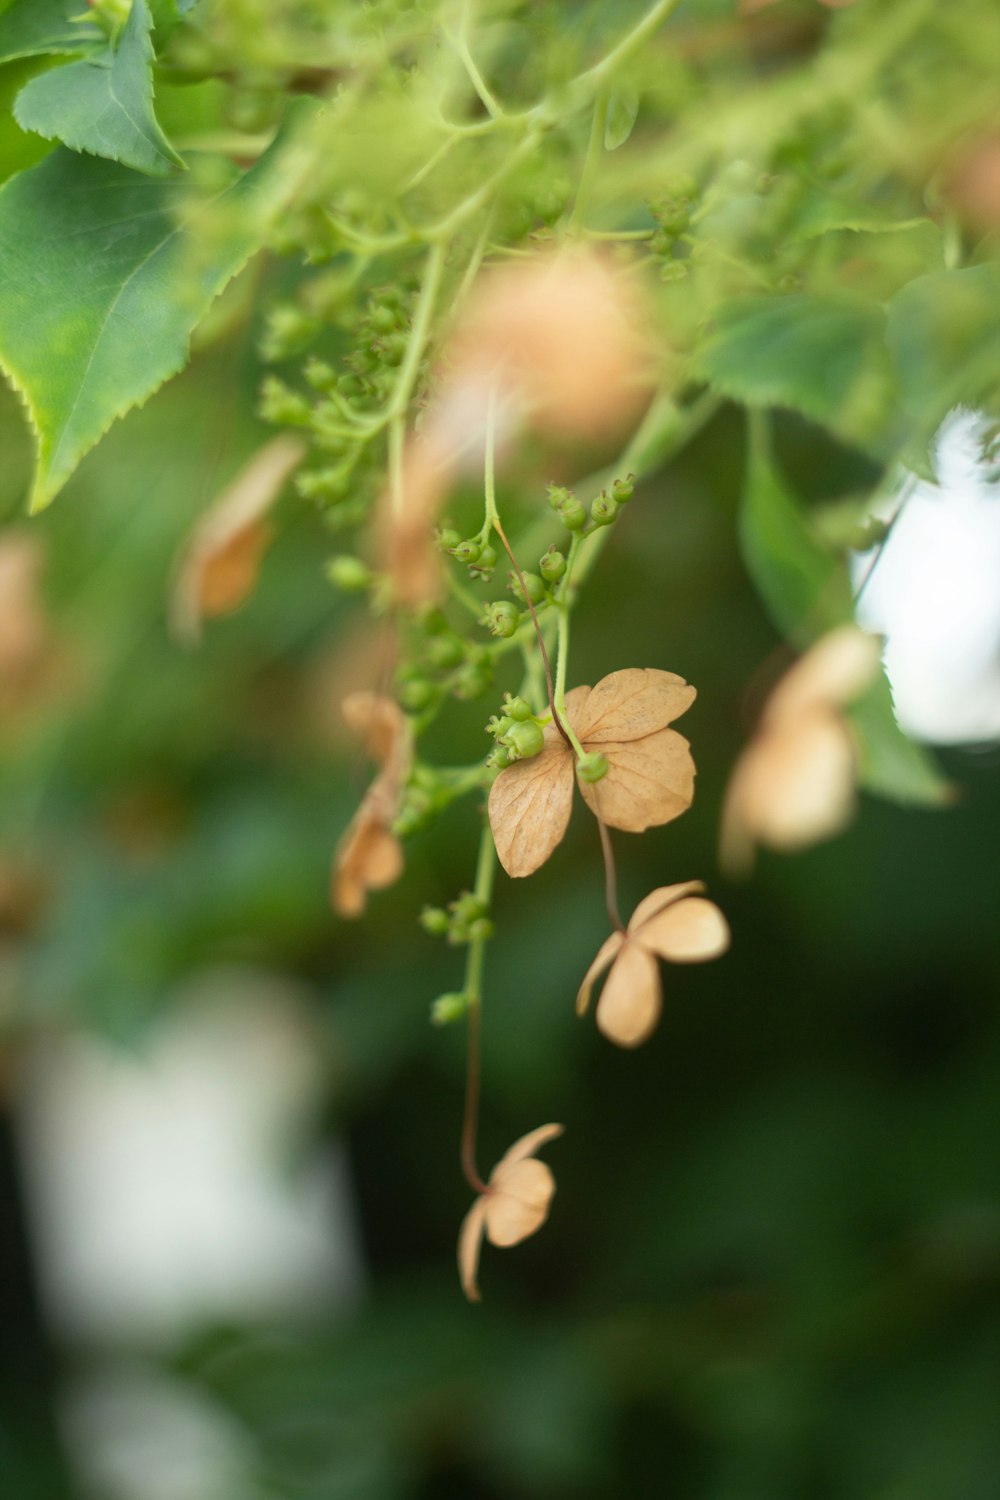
[489,668,696,878]
[577,882,730,1047]
[331,692,411,917]
[171,434,306,643]
[458,1123,563,1302]
[720,625,881,873]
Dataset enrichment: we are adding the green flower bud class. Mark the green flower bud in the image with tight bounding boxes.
[484,601,519,638]
[494,715,515,739]
[506,720,545,760]
[420,906,450,936]
[303,358,337,392]
[487,746,512,771]
[437,527,461,551]
[558,495,588,531]
[611,474,635,504]
[540,547,566,583]
[431,992,469,1025]
[258,376,311,427]
[473,543,497,574]
[547,483,571,511]
[466,917,494,943]
[659,260,688,284]
[417,605,449,636]
[577,751,610,784]
[450,892,489,929]
[591,492,620,527]
[504,695,533,722]
[400,678,435,711]
[427,635,464,670]
[380,332,408,367]
[507,570,546,605]
[370,303,400,334]
[455,664,493,699]
[451,538,482,565]
[326,555,372,592]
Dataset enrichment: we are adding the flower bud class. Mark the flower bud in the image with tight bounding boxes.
[431,992,469,1025]
[427,634,464,669]
[451,538,481,565]
[436,528,461,551]
[487,746,512,771]
[326,555,372,592]
[467,917,494,943]
[611,474,635,504]
[591,492,619,527]
[507,570,546,605]
[473,543,497,574]
[494,714,515,738]
[484,601,519,638]
[539,547,566,583]
[506,720,545,760]
[504,695,533,722]
[558,495,587,531]
[455,663,493,699]
[400,678,435,711]
[420,906,450,936]
[547,484,572,511]
[576,751,610,784]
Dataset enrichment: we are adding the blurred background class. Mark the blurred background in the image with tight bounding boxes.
[2,294,999,1500]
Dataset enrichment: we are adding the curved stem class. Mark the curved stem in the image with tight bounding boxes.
[594,803,626,934]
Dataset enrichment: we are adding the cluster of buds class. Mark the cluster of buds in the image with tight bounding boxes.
[421,891,494,948]
[546,474,634,535]
[485,694,545,770]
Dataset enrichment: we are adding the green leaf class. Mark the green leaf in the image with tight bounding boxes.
[14,0,183,177]
[0,0,100,63]
[694,292,894,452]
[887,262,1000,460]
[604,83,639,151]
[740,416,952,807]
[0,106,313,511]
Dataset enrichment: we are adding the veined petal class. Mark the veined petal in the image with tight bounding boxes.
[485,1159,556,1246]
[736,712,856,849]
[627,882,706,933]
[579,728,695,832]
[576,931,625,1014]
[638,896,731,963]
[596,940,662,1048]
[458,1195,489,1303]
[489,732,575,877]
[574,668,696,743]
[764,626,880,727]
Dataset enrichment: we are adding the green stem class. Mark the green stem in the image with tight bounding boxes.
[460,815,498,1195]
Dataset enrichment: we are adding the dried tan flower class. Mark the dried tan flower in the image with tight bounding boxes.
[720,625,881,873]
[577,882,730,1048]
[488,668,696,878]
[458,1123,563,1302]
[331,692,411,917]
[171,435,306,643]
[0,531,48,684]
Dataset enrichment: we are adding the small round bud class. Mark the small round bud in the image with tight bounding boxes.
[484,601,519,638]
[431,992,469,1025]
[506,720,545,760]
[577,751,610,784]
[451,538,481,565]
[326,555,371,592]
[547,483,571,511]
[611,474,635,504]
[436,528,461,551]
[474,543,497,573]
[370,303,400,334]
[494,715,515,739]
[540,547,566,583]
[508,570,546,605]
[466,917,494,943]
[454,664,493,699]
[400,678,435,712]
[504,695,533,722]
[558,495,588,531]
[418,606,449,636]
[258,376,311,427]
[451,892,488,925]
[426,634,464,670]
[591,492,619,527]
[420,906,450,936]
[303,358,337,392]
[487,746,512,771]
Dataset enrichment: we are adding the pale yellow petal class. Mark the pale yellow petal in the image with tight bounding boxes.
[627,882,706,933]
[573,667,696,744]
[458,1196,489,1303]
[595,940,663,1048]
[736,712,857,850]
[331,809,404,917]
[576,932,625,1015]
[488,732,575,877]
[341,691,408,770]
[579,728,695,832]
[765,626,880,727]
[484,1159,556,1246]
[638,896,731,964]
[493,1122,565,1174]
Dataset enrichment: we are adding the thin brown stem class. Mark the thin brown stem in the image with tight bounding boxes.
[461,1001,490,1195]
[595,807,626,934]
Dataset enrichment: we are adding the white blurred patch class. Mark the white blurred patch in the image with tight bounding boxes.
[852,408,1000,744]
[13,970,363,1346]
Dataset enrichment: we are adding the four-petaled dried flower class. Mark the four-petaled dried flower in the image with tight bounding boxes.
[331,691,411,917]
[489,669,696,878]
[577,882,730,1048]
[458,1124,563,1302]
[720,625,881,874]
[171,435,305,643]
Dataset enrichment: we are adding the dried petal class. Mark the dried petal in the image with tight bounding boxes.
[627,881,705,932]
[576,931,625,1015]
[331,692,411,916]
[728,711,857,854]
[578,727,695,832]
[637,896,731,964]
[488,727,576,877]
[595,938,662,1049]
[484,1158,557,1246]
[764,626,880,726]
[341,691,408,770]
[493,1122,565,1173]
[571,668,696,744]
[376,430,456,609]
[171,435,305,642]
[457,1195,489,1303]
